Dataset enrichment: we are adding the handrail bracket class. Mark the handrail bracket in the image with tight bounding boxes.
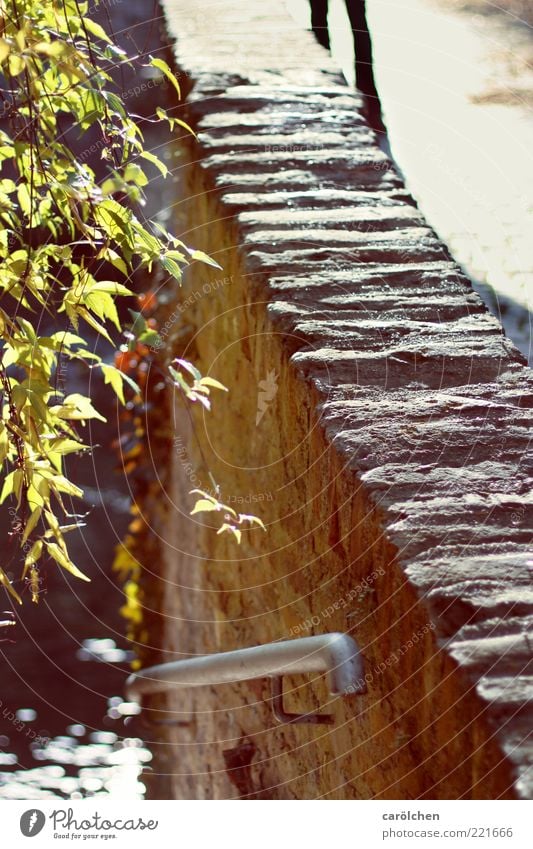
[271,676,335,725]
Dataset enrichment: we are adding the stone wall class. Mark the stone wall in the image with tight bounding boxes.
[137,0,533,799]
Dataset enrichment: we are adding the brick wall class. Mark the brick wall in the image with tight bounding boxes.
[136,0,533,799]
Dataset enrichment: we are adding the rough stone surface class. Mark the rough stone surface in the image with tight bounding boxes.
[141,0,533,799]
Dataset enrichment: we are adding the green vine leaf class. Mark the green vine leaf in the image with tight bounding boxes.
[149,57,182,98]
[0,0,264,607]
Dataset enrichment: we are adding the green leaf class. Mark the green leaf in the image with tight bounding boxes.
[47,438,88,456]
[96,246,128,276]
[34,39,69,58]
[17,182,31,215]
[76,306,115,344]
[46,542,91,582]
[22,507,43,544]
[90,281,133,296]
[12,384,27,412]
[139,150,168,178]
[82,17,112,43]
[47,474,83,499]
[94,199,133,246]
[217,523,242,544]
[150,57,181,98]
[124,162,148,187]
[0,1,246,605]
[102,90,126,117]
[0,469,23,505]
[160,253,184,281]
[121,370,142,395]
[128,309,147,337]
[101,364,126,404]
[187,249,222,270]
[50,331,86,347]
[0,39,10,63]
[84,290,121,331]
[191,499,219,515]
[0,566,22,605]
[132,221,161,257]
[155,107,196,138]
[54,393,107,423]
[169,368,191,395]
[138,329,161,347]
[173,358,202,380]
[199,376,228,392]
[24,540,43,570]
[27,389,49,421]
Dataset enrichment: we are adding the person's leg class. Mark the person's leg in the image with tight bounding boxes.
[344,1,385,132]
[310,0,330,50]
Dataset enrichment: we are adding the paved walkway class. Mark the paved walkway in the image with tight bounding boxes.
[286,0,533,363]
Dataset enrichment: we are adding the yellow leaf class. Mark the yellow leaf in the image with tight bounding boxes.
[190,499,218,515]
[217,523,242,544]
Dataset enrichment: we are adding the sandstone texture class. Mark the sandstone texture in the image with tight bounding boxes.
[140,0,532,799]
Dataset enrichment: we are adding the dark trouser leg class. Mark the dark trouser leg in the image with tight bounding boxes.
[310,0,330,50]
[345,1,385,132]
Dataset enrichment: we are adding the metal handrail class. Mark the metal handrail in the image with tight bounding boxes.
[125,633,365,724]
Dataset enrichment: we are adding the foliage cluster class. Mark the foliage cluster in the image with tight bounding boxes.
[0,0,262,608]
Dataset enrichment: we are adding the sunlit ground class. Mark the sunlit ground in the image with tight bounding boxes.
[286,0,533,362]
